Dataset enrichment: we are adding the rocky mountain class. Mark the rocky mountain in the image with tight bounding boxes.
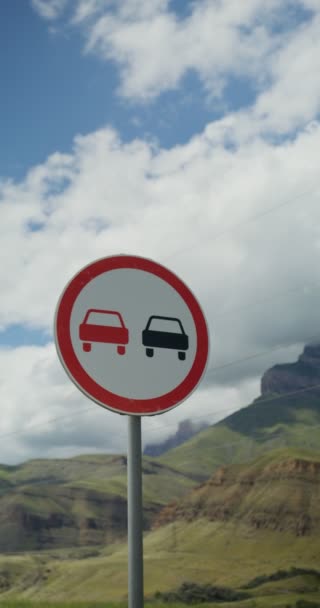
[221,343,320,437]
[1,343,320,555]
[1,449,320,604]
[159,343,320,477]
[261,343,320,396]
[144,419,208,456]
[155,448,320,537]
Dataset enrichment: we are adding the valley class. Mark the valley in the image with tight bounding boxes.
[0,345,320,605]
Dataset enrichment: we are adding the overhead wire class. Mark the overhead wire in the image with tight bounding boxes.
[1,380,320,457]
[164,182,320,263]
[1,182,320,455]
[142,381,320,440]
[215,277,320,319]
[210,333,320,373]
[1,336,319,454]
[1,319,320,449]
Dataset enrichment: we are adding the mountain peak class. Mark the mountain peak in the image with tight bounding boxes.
[144,419,208,457]
[261,343,320,396]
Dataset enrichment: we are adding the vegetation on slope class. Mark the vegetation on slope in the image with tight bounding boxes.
[0,455,196,552]
[1,446,320,603]
[159,404,320,478]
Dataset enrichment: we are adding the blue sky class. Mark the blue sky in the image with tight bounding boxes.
[0,0,255,349]
[1,1,125,178]
[2,1,209,179]
[1,0,320,462]
[0,0,263,181]
[1,0,315,182]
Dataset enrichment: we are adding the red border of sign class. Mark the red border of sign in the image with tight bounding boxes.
[54,255,209,416]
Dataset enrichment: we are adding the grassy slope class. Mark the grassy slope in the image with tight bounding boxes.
[0,454,195,508]
[1,518,320,603]
[159,403,320,478]
[0,454,197,553]
[159,425,248,477]
[1,597,320,608]
[1,448,320,603]
[0,454,196,504]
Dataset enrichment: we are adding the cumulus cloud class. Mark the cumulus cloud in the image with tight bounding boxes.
[0,344,127,463]
[3,0,319,463]
[83,0,280,100]
[1,117,320,462]
[253,14,320,133]
[32,0,320,135]
[0,342,259,464]
[2,121,320,337]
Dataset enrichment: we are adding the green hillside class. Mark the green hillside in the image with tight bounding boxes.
[159,392,320,478]
[1,347,320,605]
[159,413,320,478]
[1,518,320,603]
[159,344,320,477]
[0,448,319,605]
[0,454,196,552]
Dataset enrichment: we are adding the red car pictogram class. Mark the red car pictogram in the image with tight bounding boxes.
[79,309,129,355]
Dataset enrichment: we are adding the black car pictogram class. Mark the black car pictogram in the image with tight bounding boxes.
[142,315,189,360]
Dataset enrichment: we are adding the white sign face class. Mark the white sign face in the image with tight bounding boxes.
[55,255,209,416]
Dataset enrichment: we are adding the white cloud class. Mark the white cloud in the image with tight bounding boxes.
[6,0,320,463]
[32,0,68,20]
[0,343,127,463]
[1,118,320,462]
[84,0,281,101]
[2,120,320,334]
[254,15,320,133]
[76,0,170,23]
[31,0,320,138]
[0,342,259,464]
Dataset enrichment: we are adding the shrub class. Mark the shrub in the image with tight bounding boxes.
[155,581,250,603]
[244,567,320,589]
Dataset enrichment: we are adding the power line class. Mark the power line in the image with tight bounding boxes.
[1,329,320,451]
[2,178,319,439]
[142,381,320,442]
[210,333,320,373]
[165,183,320,263]
[1,379,320,450]
[215,278,320,319]
[1,269,320,453]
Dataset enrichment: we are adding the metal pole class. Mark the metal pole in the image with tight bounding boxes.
[128,415,144,608]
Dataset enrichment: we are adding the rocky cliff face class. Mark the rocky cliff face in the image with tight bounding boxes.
[261,343,320,396]
[0,454,197,553]
[0,486,128,552]
[154,454,320,537]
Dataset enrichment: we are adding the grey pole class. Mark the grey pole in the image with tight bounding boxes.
[128,415,144,608]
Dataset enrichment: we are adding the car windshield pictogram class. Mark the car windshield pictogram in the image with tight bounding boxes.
[142,315,189,360]
[79,309,129,355]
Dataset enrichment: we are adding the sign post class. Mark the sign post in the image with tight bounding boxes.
[128,416,143,608]
[54,254,209,608]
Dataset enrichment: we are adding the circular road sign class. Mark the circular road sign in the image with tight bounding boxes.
[54,255,209,416]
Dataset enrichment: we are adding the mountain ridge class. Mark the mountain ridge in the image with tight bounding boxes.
[261,343,320,396]
[144,419,208,456]
[0,454,197,553]
[159,343,320,476]
[1,343,320,555]
[155,448,320,537]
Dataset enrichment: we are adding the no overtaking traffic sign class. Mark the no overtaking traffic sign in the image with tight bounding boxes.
[54,255,209,416]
